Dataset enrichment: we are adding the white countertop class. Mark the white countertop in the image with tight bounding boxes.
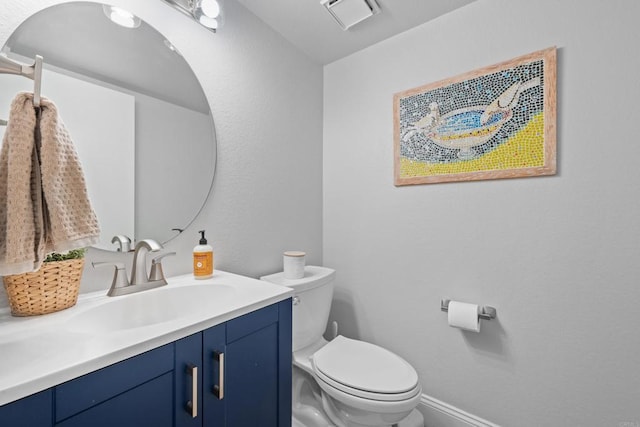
[0,270,292,406]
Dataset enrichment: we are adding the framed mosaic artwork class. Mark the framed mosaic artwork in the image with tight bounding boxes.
[393,47,557,186]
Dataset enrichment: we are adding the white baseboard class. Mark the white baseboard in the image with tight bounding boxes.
[417,394,500,427]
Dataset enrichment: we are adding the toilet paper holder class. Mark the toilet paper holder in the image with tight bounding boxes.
[440,299,497,320]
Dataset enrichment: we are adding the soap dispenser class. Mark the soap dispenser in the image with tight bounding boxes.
[193,230,213,279]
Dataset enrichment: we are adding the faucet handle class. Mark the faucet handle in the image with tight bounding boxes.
[151,252,176,264]
[92,261,130,296]
[149,252,176,284]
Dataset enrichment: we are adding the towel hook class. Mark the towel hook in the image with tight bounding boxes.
[0,53,44,108]
[32,55,43,108]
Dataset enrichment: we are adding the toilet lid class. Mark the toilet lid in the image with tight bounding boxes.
[312,336,419,396]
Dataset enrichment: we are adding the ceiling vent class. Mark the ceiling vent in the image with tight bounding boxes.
[321,0,381,31]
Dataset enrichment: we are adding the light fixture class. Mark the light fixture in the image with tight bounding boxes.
[321,0,380,31]
[102,5,141,29]
[161,0,223,33]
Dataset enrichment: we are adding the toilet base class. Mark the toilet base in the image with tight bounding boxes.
[396,409,424,427]
[321,391,423,427]
[292,408,423,427]
[293,366,334,427]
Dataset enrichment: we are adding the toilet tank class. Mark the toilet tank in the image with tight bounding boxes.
[261,266,335,351]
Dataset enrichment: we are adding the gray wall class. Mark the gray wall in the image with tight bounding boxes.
[323,0,640,425]
[0,0,323,302]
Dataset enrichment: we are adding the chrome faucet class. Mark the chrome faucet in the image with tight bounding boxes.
[93,239,175,297]
[131,239,163,286]
[111,235,132,252]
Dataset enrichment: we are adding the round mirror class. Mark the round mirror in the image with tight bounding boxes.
[0,1,216,251]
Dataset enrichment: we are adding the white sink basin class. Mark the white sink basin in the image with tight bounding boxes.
[68,284,236,334]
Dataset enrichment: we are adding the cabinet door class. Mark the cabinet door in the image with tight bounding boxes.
[225,303,283,427]
[176,332,203,427]
[202,304,283,427]
[0,389,53,427]
[226,322,279,427]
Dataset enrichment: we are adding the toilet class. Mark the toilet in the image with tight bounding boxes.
[261,266,424,427]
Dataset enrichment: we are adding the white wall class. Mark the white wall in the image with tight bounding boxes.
[0,0,323,299]
[323,0,640,426]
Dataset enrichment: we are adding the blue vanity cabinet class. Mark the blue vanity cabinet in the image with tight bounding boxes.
[0,389,53,427]
[0,298,292,427]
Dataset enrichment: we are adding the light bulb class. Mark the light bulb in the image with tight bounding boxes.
[199,0,221,18]
[103,5,140,28]
[198,15,219,29]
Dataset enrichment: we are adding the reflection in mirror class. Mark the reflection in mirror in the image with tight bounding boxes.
[0,1,216,250]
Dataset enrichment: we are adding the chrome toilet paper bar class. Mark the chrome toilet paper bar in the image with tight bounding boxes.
[440,299,497,320]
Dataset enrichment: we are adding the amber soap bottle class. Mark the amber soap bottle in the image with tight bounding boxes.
[193,230,213,279]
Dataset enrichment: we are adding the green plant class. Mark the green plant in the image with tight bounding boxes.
[44,248,86,263]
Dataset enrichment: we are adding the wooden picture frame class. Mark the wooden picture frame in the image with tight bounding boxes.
[393,47,557,186]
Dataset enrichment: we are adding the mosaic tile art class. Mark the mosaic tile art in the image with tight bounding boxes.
[393,47,556,185]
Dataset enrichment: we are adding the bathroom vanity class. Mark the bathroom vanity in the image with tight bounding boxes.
[0,272,293,427]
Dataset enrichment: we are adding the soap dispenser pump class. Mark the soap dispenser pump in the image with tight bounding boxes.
[193,230,213,279]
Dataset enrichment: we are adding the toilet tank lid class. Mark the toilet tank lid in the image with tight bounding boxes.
[260,266,335,292]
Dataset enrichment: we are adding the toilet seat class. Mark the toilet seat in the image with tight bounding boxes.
[312,336,420,402]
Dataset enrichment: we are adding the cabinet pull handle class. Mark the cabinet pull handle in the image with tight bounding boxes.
[186,364,198,418]
[213,351,225,400]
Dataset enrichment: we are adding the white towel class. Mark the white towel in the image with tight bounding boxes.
[0,92,100,275]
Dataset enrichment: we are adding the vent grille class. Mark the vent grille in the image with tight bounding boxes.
[320,0,381,31]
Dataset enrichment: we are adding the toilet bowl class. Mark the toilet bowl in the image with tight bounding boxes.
[261,266,424,427]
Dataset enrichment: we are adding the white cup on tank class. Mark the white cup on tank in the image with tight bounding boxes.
[283,251,305,279]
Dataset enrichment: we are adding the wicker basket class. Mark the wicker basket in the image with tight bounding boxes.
[3,259,84,317]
